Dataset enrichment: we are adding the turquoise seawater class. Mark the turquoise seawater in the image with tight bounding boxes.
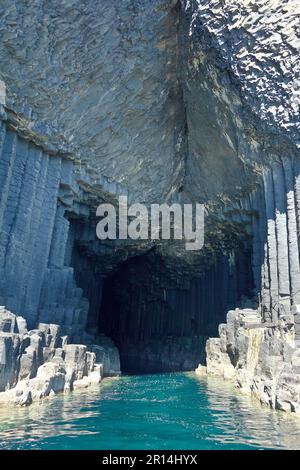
[0,372,300,450]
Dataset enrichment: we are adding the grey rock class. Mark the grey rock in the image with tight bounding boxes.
[18,346,37,381]
[16,316,27,335]
[15,389,32,407]
[0,309,109,405]
[198,307,300,414]
[0,332,20,391]
[64,344,87,380]
[2,0,300,414]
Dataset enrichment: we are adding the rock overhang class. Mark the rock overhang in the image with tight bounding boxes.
[1,0,300,377]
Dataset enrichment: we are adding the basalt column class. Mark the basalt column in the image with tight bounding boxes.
[98,247,254,373]
[0,118,90,337]
[247,160,300,338]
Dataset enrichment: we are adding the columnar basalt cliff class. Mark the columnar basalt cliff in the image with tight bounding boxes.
[0,0,300,410]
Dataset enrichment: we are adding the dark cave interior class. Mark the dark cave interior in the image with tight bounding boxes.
[72,243,255,374]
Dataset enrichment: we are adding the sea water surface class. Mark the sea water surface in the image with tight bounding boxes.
[0,372,300,450]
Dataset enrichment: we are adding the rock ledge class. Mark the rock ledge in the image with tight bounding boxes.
[0,307,121,406]
[196,308,300,414]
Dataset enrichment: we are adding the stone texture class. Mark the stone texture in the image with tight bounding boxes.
[0,309,120,406]
[1,0,300,409]
[0,0,181,203]
[205,338,235,380]
[197,308,300,414]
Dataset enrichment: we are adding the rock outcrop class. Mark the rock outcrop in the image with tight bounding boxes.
[196,308,300,414]
[0,307,120,406]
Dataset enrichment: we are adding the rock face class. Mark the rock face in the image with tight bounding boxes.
[196,308,300,413]
[0,307,120,406]
[1,0,300,397]
[0,0,182,203]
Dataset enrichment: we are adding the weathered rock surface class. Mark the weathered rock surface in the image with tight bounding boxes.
[0,0,182,203]
[0,308,120,406]
[1,0,300,398]
[196,308,300,414]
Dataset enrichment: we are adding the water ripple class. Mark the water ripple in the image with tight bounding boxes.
[0,373,299,449]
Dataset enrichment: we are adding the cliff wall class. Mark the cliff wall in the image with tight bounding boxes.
[0,0,300,405]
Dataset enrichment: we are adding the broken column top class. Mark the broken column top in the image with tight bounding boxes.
[0,80,6,106]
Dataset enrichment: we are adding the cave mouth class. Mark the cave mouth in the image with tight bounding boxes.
[98,261,207,374]
[94,246,254,374]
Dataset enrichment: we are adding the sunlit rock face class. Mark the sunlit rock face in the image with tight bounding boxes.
[186,0,300,140]
[181,0,300,204]
[0,307,121,405]
[1,0,300,378]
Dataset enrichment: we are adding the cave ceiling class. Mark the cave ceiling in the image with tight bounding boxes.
[1,0,300,271]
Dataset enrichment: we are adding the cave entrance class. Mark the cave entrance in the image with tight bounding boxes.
[96,246,254,374]
[98,253,207,374]
[70,220,254,375]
